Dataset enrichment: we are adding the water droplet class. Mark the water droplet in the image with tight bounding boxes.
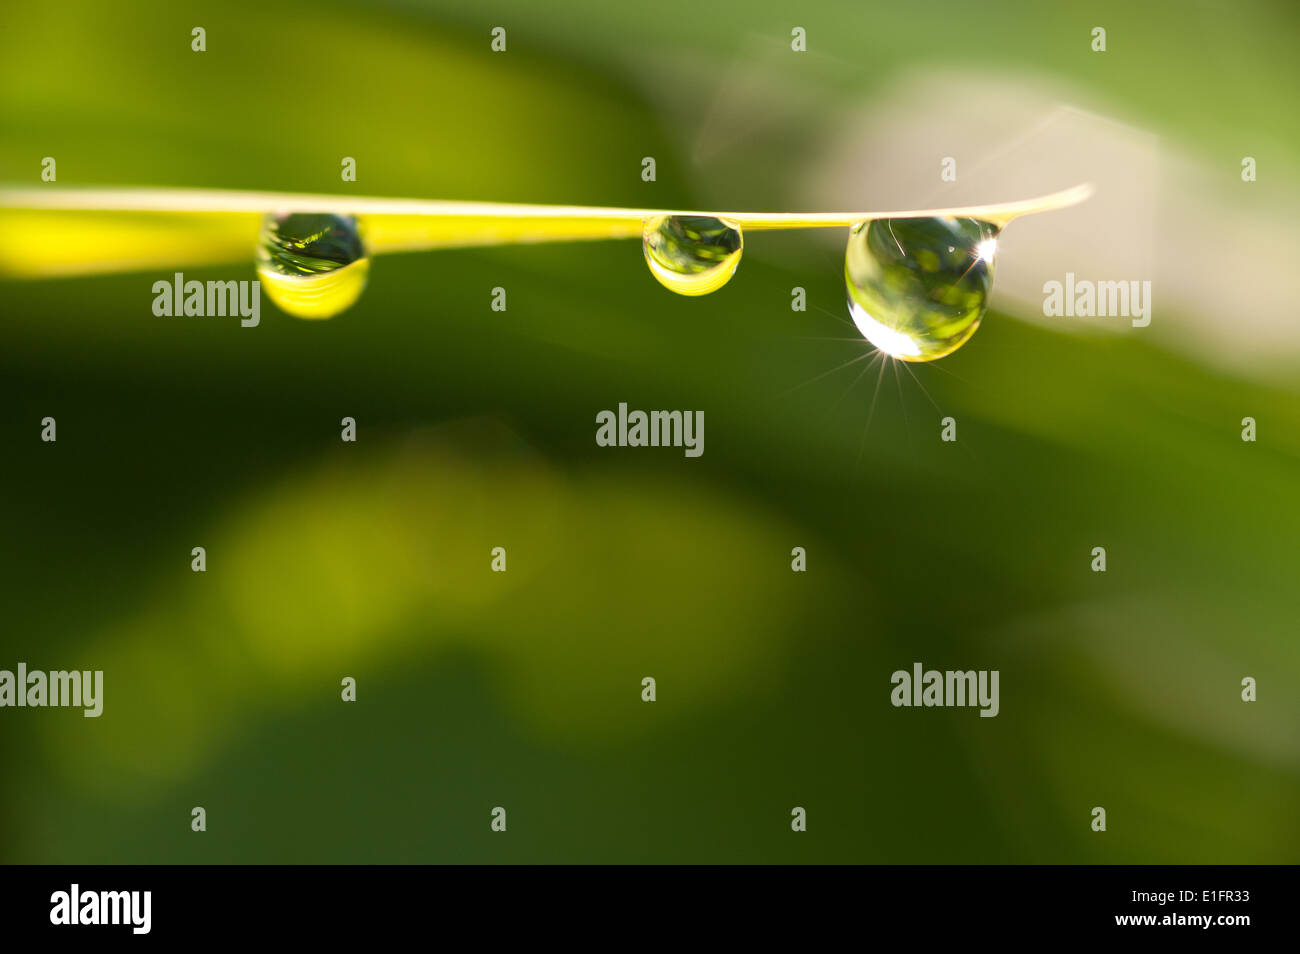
[256,212,369,319]
[844,216,999,361]
[642,215,743,296]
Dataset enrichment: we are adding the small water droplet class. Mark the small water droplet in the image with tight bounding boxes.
[642,214,743,296]
[256,212,369,319]
[844,216,999,361]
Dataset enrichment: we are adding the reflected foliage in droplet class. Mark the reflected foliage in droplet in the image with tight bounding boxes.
[844,216,998,361]
[642,215,743,296]
[256,212,369,319]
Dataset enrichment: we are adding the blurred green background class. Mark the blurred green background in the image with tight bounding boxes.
[1,0,1297,863]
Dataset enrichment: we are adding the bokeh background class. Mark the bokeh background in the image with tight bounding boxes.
[1,0,1297,863]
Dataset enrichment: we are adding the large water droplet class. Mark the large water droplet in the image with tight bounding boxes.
[256,212,369,319]
[642,215,743,296]
[844,216,999,361]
